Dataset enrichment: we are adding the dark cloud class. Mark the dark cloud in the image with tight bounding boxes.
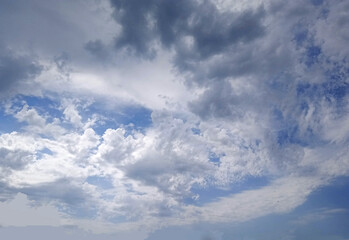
[189,80,240,120]
[110,0,266,60]
[0,47,42,96]
[84,40,111,61]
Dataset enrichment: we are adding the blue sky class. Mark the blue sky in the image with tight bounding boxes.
[0,0,349,239]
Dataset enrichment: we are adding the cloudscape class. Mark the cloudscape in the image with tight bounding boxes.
[0,0,349,239]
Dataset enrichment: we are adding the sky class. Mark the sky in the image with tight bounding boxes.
[0,0,349,239]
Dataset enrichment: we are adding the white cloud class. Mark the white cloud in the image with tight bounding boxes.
[63,103,83,128]
[183,176,324,224]
[15,104,46,127]
[11,103,66,137]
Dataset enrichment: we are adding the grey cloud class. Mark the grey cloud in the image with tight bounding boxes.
[0,148,35,171]
[187,4,265,59]
[0,47,42,96]
[19,178,91,207]
[189,80,241,120]
[14,178,102,218]
[54,52,71,74]
[110,0,266,59]
[124,150,210,197]
[113,112,212,198]
[0,0,80,56]
[186,0,347,121]
[181,0,349,184]
[0,178,99,219]
[111,0,159,58]
[0,0,116,72]
[0,181,16,202]
[84,40,111,61]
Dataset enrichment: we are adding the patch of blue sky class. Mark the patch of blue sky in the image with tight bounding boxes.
[271,108,312,147]
[305,45,322,67]
[187,176,270,206]
[297,176,349,211]
[272,108,284,121]
[208,152,222,166]
[86,102,152,136]
[36,147,54,159]
[57,204,99,219]
[276,125,309,146]
[323,74,349,104]
[17,95,63,120]
[86,176,114,190]
[276,122,326,148]
[292,26,308,46]
[191,127,201,135]
[256,176,349,239]
[319,6,330,19]
[296,82,316,98]
[311,0,324,6]
[4,96,153,136]
[0,107,25,134]
[272,83,344,147]
[108,215,129,224]
[297,66,348,110]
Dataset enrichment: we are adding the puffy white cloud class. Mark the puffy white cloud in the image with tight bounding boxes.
[63,104,83,128]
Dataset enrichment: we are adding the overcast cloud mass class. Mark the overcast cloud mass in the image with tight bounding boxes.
[0,0,349,239]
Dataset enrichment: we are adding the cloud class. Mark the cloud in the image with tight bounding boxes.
[111,0,266,61]
[182,176,324,224]
[0,47,42,97]
[313,0,349,61]
[292,208,348,225]
[84,40,112,61]
[0,148,35,171]
[0,193,63,227]
[12,103,66,137]
[0,0,349,238]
